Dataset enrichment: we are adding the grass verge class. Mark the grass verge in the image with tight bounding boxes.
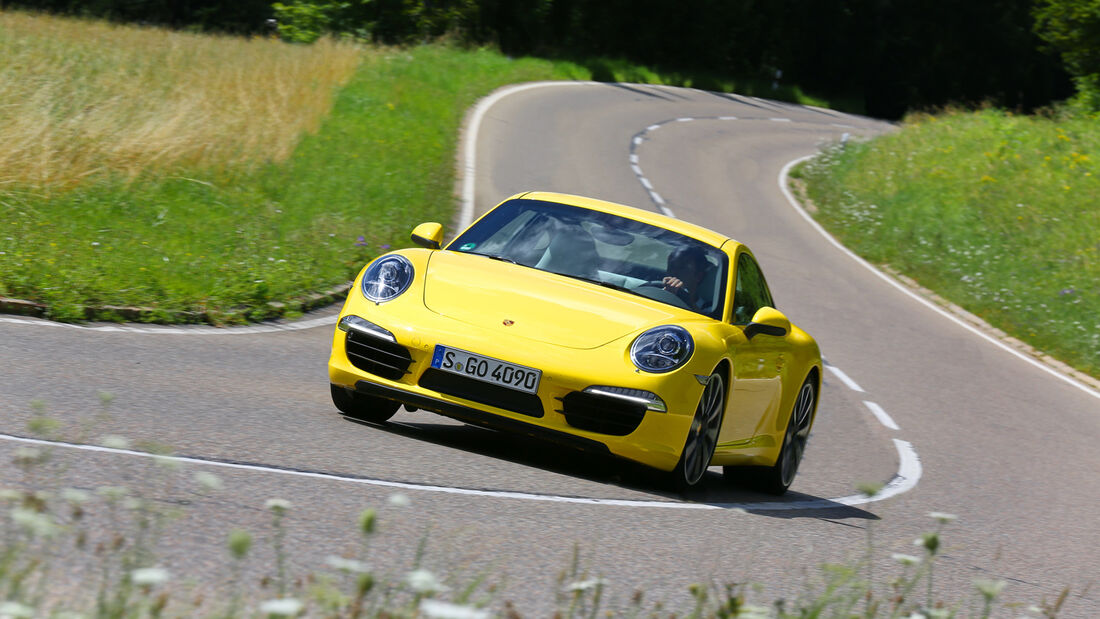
[794,107,1100,379]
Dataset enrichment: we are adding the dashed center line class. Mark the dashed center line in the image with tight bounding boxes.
[825,362,865,392]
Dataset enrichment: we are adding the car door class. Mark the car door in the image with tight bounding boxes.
[718,251,786,444]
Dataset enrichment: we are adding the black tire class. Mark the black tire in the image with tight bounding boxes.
[726,377,816,495]
[670,372,725,491]
[330,384,400,424]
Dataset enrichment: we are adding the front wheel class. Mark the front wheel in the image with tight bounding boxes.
[670,372,725,491]
[726,377,816,495]
[330,384,400,424]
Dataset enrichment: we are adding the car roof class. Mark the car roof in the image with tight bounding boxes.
[510,191,738,250]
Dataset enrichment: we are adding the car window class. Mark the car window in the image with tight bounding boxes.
[732,253,775,325]
[447,198,729,320]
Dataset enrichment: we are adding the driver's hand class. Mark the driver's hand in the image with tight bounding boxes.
[662,276,684,292]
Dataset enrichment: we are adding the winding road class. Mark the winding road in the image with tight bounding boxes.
[2,82,1099,615]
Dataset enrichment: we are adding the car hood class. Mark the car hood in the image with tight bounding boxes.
[422,251,683,349]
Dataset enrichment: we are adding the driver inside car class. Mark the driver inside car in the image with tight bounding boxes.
[661,245,709,310]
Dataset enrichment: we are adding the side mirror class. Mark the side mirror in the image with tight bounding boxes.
[744,307,790,340]
[411,222,444,250]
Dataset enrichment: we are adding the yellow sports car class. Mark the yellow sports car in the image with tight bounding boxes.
[328,192,821,492]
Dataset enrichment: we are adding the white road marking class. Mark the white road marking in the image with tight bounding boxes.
[770,118,792,122]
[779,155,1100,401]
[0,432,919,511]
[863,401,900,431]
[459,81,597,230]
[825,363,865,392]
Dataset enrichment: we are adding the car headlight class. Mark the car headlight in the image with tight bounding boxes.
[629,325,694,373]
[361,255,414,303]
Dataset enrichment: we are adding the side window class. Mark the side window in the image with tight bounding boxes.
[732,253,775,324]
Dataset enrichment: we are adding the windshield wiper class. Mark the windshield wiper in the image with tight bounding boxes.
[570,275,648,299]
[474,252,517,264]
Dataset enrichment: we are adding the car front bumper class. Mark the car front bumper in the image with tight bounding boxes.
[327,295,708,472]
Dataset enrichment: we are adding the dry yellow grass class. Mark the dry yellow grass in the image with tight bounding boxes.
[0,10,362,188]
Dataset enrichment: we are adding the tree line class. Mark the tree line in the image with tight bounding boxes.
[5,0,1097,117]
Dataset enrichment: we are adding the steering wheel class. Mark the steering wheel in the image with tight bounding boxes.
[637,281,692,309]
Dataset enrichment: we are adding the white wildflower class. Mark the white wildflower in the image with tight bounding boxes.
[564,577,607,592]
[0,601,35,618]
[891,553,921,566]
[10,508,59,538]
[99,435,131,450]
[60,488,91,504]
[154,455,181,471]
[265,498,291,513]
[325,556,370,573]
[419,599,490,619]
[194,471,224,491]
[735,605,774,619]
[96,486,130,501]
[12,447,44,465]
[131,567,170,586]
[259,598,303,616]
[974,578,1007,600]
[406,569,449,594]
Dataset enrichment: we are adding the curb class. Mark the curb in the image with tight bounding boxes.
[0,283,351,325]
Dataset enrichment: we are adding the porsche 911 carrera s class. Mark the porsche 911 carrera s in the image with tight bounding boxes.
[328,192,821,492]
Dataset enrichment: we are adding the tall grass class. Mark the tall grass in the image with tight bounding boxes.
[0,11,361,189]
[796,107,1100,379]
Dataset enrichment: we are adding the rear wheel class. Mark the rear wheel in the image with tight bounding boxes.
[670,372,725,490]
[727,377,816,495]
[330,384,400,424]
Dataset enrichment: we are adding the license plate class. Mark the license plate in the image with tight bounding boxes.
[430,345,541,394]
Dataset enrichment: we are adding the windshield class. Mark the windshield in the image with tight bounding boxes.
[447,198,728,319]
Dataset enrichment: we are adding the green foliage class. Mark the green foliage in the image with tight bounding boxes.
[798,107,1100,378]
[271,0,345,43]
[271,0,478,44]
[1034,0,1100,108]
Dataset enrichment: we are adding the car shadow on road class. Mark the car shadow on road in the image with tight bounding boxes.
[345,414,878,521]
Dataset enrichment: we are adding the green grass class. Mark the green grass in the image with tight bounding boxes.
[795,107,1100,379]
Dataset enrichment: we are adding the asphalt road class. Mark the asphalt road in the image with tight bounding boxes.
[2,82,1099,616]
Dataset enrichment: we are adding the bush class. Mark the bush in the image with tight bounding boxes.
[1034,0,1100,108]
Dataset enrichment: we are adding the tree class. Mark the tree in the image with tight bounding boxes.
[1034,0,1100,107]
